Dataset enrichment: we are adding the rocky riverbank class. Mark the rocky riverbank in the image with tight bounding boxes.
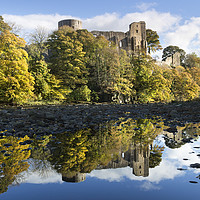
[0,101,200,137]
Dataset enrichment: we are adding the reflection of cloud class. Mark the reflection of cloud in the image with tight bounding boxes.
[88,167,131,182]
[88,159,183,184]
[140,181,160,191]
[19,168,62,184]
[88,137,200,190]
[164,139,200,174]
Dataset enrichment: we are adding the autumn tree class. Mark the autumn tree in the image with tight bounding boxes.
[0,17,34,104]
[47,26,88,100]
[184,52,200,68]
[0,135,31,194]
[130,55,171,103]
[0,16,11,32]
[146,29,162,54]
[171,66,199,101]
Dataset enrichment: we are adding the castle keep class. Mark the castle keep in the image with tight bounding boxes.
[58,19,82,31]
[58,19,147,54]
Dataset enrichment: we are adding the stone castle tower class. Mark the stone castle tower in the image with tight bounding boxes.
[58,19,82,31]
[128,21,147,54]
[91,21,147,54]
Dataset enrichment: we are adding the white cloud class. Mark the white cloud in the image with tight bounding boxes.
[2,9,200,55]
[164,17,200,53]
[2,10,180,35]
[136,2,157,11]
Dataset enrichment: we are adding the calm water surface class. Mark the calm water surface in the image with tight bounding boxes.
[0,118,200,200]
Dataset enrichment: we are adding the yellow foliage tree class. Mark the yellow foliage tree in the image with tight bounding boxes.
[0,29,34,104]
[0,135,31,194]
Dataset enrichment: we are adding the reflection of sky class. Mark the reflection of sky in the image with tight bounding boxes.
[19,136,200,190]
[87,135,200,190]
[21,170,62,184]
[2,135,200,200]
[17,160,63,185]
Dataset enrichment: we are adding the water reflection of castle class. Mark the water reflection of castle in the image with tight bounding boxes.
[60,123,200,183]
[96,143,150,177]
[61,143,150,183]
[62,172,86,183]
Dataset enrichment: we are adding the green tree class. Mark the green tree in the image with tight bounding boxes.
[184,52,200,69]
[29,59,66,100]
[131,55,171,103]
[162,45,186,65]
[47,26,88,96]
[0,28,34,104]
[146,29,162,54]
[112,49,133,103]
[171,66,199,101]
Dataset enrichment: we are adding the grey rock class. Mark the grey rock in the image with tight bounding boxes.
[190,163,200,168]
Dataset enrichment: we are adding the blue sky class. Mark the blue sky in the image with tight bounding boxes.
[1,0,200,58]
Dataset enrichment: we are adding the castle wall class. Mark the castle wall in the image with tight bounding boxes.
[91,31,127,49]
[91,21,147,55]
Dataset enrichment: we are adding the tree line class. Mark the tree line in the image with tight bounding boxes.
[0,16,200,105]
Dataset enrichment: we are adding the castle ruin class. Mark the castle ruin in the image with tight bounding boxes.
[58,19,147,55]
[58,19,181,65]
[91,21,147,54]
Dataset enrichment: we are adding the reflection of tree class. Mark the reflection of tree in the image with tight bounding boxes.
[164,123,200,149]
[29,135,52,178]
[149,145,165,168]
[131,118,164,144]
[46,118,166,181]
[100,118,165,177]
[0,136,31,194]
[48,129,90,176]
[48,125,123,181]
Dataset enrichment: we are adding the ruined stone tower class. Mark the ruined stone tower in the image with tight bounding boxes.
[91,21,147,55]
[128,21,147,54]
[58,19,82,30]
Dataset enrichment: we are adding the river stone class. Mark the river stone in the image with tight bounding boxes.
[190,163,200,168]
[189,181,198,184]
